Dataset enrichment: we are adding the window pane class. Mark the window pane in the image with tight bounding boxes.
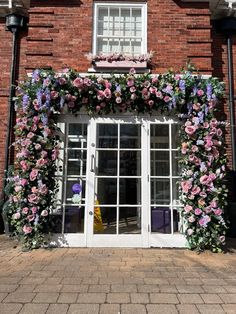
[120,151,141,176]
[97,151,117,176]
[151,151,170,176]
[67,151,87,176]
[64,206,84,233]
[119,207,141,234]
[120,124,141,148]
[171,124,181,149]
[151,124,169,149]
[151,179,170,205]
[120,178,141,205]
[94,207,117,234]
[96,178,117,205]
[151,207,171,234]
[98,124,118,148]
[66,179,86,204]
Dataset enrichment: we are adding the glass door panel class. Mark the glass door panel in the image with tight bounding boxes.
[92,122,142,236]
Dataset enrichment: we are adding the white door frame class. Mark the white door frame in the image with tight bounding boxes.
[51,114,186,248]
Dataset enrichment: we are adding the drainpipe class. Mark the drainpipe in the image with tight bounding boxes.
[227,34,236,171]
[0,14,26,234]
[215,17,236,171]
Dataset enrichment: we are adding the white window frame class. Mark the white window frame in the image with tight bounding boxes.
[93,2,147,56]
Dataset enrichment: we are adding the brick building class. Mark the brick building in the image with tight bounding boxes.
[0,0,235,247]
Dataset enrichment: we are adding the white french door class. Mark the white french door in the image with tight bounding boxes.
[52,115,186,248]
[86,117,149,247]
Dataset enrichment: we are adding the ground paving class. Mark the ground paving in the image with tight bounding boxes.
[0,235,236,314]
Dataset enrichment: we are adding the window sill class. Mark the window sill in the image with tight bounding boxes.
[88,60,149,73]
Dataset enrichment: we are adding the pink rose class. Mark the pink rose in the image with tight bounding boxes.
[191,186,200,195]
[187,229,193,235]
[31,207,38,214]
[14,185,22,193]
[195,208,202,215]
[214,208,222,216]
[184,205,193,213]
[163,95,171,102]
[23,225,33,234]
[197,89,204,96]
[198,198,205,206]
[199,215,211,227]
[181,180,192,193]
[20,178,28,186]
[28,194,39,204]
[13,213,21,220]
[104,88,111,99]
[27,214,35,222]
[188,216,195,223]
[155,91,163,98]
[127,79,134,87]
[193,103,201,111]
[30,169,38,181]
[219,235,225,243]
[22,207,29,214]
[130,86,136,93]
[185,125,197,135]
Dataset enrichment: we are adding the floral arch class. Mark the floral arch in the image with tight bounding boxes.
[6,67,228,251]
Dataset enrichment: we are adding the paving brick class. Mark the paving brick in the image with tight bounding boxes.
[218,294,236,303]
[201,294,224,304]
[130,293,149,303]
[20,278,46,285]
[106,293,130,303]
[57,293,78,303]
[150,293,179,304]
[88,285,110,293]
[33,284,62,293]
[0,284,18,292]
[19,303,49,314]
[159,285,178,293]
[222,304,236,313]
[146,304,178,314]
[0,303,23,314]
[111,284,137,292]
[202,285,227,293]
[176,285,204,293]
[177,293,203,304]
[61,284,89,292]
[3,292,36,303]
[176,304,199,314]
[15,285,36,293]
[121,304,146,314]
[33,293,59,303]
[99,304,120,314]
[197,304,225,314]
[46,304,68,314]
[144,278,169,285]
[68,303,99,314]
[137,284,160,293]
[77,293,106,303]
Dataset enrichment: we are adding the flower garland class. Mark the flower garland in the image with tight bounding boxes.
[6,67,227,251]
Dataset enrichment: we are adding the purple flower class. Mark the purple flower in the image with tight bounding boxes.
[206,83,212,100]
[31,69,40,83]
[179,80,185,92]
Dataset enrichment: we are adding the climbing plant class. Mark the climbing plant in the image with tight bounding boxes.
[5,67,227,251]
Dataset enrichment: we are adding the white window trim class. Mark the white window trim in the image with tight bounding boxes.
[93,1,147,56]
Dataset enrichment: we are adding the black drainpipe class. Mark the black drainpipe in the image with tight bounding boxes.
[227,34,236,171]
[0,14,26,234]
[215,17,236,172]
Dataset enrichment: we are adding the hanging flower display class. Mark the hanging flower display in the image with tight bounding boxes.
[5,66,227,251]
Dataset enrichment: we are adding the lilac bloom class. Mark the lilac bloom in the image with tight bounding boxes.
[41,114,48,125]
[206,83,212,100]
[36,89,43,108]
[31,69,40,83]
[179,80,185,92]
[22,95,29,107]
[198,111,204,123]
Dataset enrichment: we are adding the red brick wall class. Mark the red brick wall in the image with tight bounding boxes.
[0,0,219,191]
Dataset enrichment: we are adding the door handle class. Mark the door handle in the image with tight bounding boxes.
[90,154,95,172]
[89,211,93,216]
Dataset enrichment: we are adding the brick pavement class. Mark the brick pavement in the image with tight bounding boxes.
[0,235,236,314]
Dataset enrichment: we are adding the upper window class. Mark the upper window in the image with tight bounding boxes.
[93,2,147,56]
